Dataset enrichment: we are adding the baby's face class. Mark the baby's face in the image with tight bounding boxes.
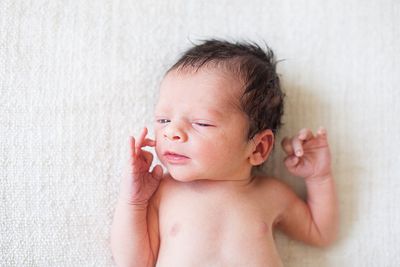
[154,68,255,182]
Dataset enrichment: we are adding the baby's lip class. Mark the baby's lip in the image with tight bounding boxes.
[163,150,189,158]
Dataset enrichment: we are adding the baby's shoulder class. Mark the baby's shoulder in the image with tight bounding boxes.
[148,173,175,208]
[252,176,299,222]
[252,176,297,202]
[150,173,180,200]
[253,175,287,189]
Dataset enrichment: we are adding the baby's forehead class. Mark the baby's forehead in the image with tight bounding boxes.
[159,67,244,108]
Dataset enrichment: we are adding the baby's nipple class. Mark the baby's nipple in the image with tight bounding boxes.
[169,223,181,237]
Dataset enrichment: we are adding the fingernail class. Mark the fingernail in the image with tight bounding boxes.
[296,149,302,156]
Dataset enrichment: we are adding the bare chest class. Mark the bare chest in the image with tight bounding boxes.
[156,183,283,266]
[160,191,272,237]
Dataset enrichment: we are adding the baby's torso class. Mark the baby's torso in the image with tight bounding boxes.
[155,176,284,267]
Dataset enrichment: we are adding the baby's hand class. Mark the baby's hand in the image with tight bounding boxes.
[119,127,164,205]
[281,127,331,180]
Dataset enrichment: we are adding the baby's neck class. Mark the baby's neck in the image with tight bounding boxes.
[182,176,255,193]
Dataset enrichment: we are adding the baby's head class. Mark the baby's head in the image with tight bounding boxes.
[154,39,284,182]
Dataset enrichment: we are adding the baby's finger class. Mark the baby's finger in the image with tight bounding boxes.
[151,164,164,181]
[141,150,154,166]
[298,128,314,142]
[132,150,154,173]
[281,137,294,155]
[130,136,136,159]
[291,135,304,157]
[135,127,148,151]
[284,155,299,168]
[130,136,147,160]
[143,138,156,147]
[316,127,328,139]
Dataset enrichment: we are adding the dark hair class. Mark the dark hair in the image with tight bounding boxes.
[167,39,285,140]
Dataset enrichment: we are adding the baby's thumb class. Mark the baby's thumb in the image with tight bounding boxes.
[151,164,164,181]
[284,155,299,168]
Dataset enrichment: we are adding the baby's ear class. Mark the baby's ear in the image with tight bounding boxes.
[248,129,274,166]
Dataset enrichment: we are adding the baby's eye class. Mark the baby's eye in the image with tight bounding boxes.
[156,119,170,124]
[194,122,214,127]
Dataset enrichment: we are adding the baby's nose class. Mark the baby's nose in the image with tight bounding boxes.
[163,125,188,142]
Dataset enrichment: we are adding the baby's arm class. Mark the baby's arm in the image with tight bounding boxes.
[276,128,338,247]
[110,128,163,266]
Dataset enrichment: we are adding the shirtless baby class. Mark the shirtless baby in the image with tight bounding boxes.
[110,39,339,267]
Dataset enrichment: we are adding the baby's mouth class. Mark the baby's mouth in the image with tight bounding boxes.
[163,151,190,163]
[164,151,189,158]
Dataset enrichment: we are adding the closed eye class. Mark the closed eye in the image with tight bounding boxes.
[194,123,214,127]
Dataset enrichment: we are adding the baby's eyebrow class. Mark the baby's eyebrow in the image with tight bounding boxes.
[154,104,232,121]
[205,109,224,118]
[155,107,225,116]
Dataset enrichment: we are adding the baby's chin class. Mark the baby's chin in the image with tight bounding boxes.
[166,166,204,183]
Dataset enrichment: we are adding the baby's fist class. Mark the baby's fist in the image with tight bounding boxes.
[281,127,331,180]
[119,127,164,205]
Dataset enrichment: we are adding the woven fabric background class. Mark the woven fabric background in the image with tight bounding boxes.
[1,1,399,266]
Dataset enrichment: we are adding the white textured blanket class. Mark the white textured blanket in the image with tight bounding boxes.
[1,1,399,266]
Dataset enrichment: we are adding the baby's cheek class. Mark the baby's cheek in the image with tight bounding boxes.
[154,143,164,163]
[203,139,229,163]
[216,136,235,156]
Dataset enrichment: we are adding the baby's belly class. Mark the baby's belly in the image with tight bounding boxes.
[156,212,283,267]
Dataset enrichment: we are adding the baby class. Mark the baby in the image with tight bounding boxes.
[110,39,339,267]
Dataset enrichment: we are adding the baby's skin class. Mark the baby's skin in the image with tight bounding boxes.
[110,69,338,267]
